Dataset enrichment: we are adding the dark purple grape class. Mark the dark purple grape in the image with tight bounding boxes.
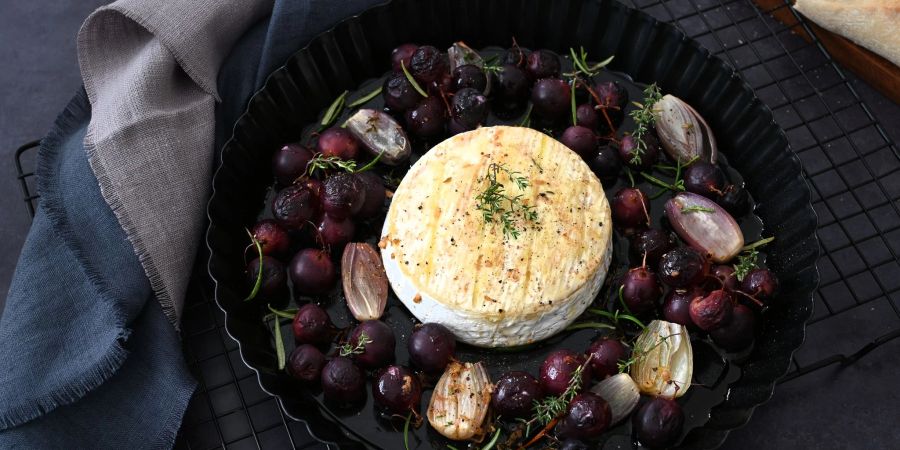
[373,365,421,414]
[348,320,396,369]
[718,184,752,216]
[451,87,489,128]
[408,323,456,373]
[409,45,447,85]
[559,439,589,450]
[322,172,365,219]
[321,356,366,406]
[317,127,360,161]
[710,303,756,351]
[531,78,571,120]
[354,171,386,219]
[290,248,336,295]
[300,177,324,199]
[589,145,622,180]
[712,265,738,291]
[594,81,628,129]
[452,64,487,92]
[246,256,287,298]
[556,392,612,440]
[273,143,314,185]
[663,287,704,328]
[684,161,727,200]
[539,349,592,396]
[287,344,326,382]
[611,187,650,230]
[447,117,473,135]
[621,266,661,315]
[292,303,334,344]
[575,104,599,130]
[631,228,677,268]
[617,134,659,171]
[502,45,530,68]
[383,72,420,112]
[633,397,684,448]
[272,185,319,229]
[689,289,734,331]
[560,126,598,160]
[491,371,544,418]
[405,96,447,138]
[391,43,418,72]
[493,64,530,106]
[658,247,709,288]
[586,338,628,379]
[741,268,779,301]
[525,49,561,80]
[252,219,290,256]
[316,214,355,248]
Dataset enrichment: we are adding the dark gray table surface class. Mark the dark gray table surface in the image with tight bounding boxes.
[2,1,899,449]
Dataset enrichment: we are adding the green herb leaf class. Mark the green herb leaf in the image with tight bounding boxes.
[347,86,383,108]
[307,153,358,176]
[244,229,263,301]
[627,83,663,165]
[570,80,578,126]
[474,163,538,240]
[401,61,428,97]
[321,90,349,128]
[267,304,298,319]
[518,103,533,127]
[355,151,384,173]
[339,331,372,357]
[742,236,775,251]
[733,249,759,282]
[403,412,412,450]
[566,46,614,78]
[532,356,591,425]
[681,205,715,214]
[273,315,286,370]
[565,321,617,331]
[480,428,502,450]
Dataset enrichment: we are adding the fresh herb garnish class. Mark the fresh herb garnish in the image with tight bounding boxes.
[347,86,383,108]
[518,103,533,127]
[587,307,647,330]
[532,356,590,425]
[733,250,758,282]
[628,83,663,165]
[307,154,357,175]
[681,205,715,214]
[271,314,286,370]
[403,412,412,450]
[480,428,502,450]
[482,55,503,74]
[570,79,578,126]
[566,46,614,78]
[742,236,775,251]
[267,304,298,319]
[474,163,538,239]
[244,229,263,301]
[400,61,428,97]
[339,331,372,357]
[321,90,349,128]
[641,172,684,192]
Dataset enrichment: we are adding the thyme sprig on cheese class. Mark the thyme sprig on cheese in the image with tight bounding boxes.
[474,163,539,239]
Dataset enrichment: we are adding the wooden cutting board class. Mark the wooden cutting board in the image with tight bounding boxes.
[754,0,900,104]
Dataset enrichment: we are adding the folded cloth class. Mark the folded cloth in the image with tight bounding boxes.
[1,0,379,447]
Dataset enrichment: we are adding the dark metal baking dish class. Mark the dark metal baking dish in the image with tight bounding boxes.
[206,0,819,448]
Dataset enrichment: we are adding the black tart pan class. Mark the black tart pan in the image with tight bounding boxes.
[206,0,819,448]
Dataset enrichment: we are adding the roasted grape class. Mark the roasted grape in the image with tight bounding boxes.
[290,248,336,295]
[383,72,420,112]
[525,49,561,80]
[617,133,660,171]
[321,356,366,406]
[316,214,355,248]
[245,256,287,299]
[452,64,487,92]
[531,78,571,120]
[575,104,599,130]
[373,365,421,414]
[621,265,662,315]
[631,228,677,268]
[718,184,752,216]
[589,145,622,180]
[348,320,396,369]
[559,439,589,450]
[683,161,726,200]
[710,303,756,351]
[712,264,738,291]
[502,45,530,68]
[611,187,650,230]
[633,397,684,448]
[560,125,598,160]
[272,184,318,229]
[272,143,314,185]
[689,289,734,331]
[408,323,456,373]
[405,96,447,138]
[492,64,530,108]
[492,371,544,418]
[322,172,365,219]
[586,338,628,379]
[251,219,290,256]
[658,247,709,288]
[555,392,612,440]
[317,127,360,161]
[408,45,448,84]
[451,87,489,128]
[663,287,704,328]
[287,344,326,383]
[594,81,628,128]
[741,268,779,301]
[292,303,334,345]
[390,43,418,72]
[540,349,592,396]
[354,171,386,219]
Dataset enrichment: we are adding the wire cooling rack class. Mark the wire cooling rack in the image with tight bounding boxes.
[11,0,900,448]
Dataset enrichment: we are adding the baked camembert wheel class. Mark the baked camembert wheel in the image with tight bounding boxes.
[381,126,612,347]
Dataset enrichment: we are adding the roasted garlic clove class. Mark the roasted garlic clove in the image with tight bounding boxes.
[630,320,693,399]
[590,373,641,424]
[341,243,388,321]
[343,109,411,165]
[653,94,718,164]
[447,41,484,72]
[427,361,492,441]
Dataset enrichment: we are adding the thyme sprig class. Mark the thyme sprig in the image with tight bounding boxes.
[733,237,775,281]
[628,83,663,165]
[306,151,383,176]
[532,355,592,425]
[339,331,372,357]
[474,163,538,239]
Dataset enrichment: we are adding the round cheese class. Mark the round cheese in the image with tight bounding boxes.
[381,126,612,347]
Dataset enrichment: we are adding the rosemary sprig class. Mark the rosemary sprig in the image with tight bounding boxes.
[587,308,647,330]
[518,103,533,127]
[244,229,263,301]
[474,163,538,239]
[272,315,286,370]
[742,236,775,251]
[400,61,428,97]
[641,172,684,192]
[347,86,383,108]
[566,46,615,78]
[403,412,412,450]
[480,428,502,450]
[565,321,617,331]
[321,90,349,128]
[733,250,758,282]
[267,304,298,319]
[339,331,372,357]
[681,205,715,214]
[628,83,663,165]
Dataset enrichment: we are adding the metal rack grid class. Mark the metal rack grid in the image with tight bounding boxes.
[10,0,900,448]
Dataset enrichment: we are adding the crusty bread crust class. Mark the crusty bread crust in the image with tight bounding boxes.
[794,0,900,67]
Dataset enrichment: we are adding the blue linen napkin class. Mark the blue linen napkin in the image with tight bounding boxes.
[0,0,380,447]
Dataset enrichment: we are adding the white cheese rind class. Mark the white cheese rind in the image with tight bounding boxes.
[381,126,612,347]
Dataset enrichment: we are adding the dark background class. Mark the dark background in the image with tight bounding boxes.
[2,1,899,449]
